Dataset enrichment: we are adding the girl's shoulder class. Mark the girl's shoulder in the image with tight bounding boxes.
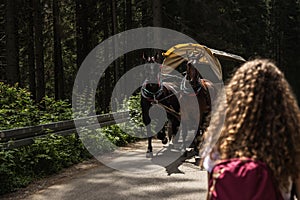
[203,151,220,173]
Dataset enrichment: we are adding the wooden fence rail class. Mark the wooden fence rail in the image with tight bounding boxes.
[0,111,130,149]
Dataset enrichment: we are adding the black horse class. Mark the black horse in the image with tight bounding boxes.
[141,53,180,158]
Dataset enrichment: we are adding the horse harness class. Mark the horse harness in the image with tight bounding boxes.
[141,80,164,102]
[141,79,180,119]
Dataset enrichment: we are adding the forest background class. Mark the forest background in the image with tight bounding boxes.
[1,0,299,112]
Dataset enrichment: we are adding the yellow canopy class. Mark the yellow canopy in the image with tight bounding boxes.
[161,43,222,81]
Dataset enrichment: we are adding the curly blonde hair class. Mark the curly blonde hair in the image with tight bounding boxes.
[206,59,300,192]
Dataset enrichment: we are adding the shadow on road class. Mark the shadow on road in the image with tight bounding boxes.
[151,145,197,175]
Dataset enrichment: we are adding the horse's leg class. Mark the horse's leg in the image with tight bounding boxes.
[172,118,180,145]
[167,121,173,146]
[182,122,188,156]
[195,113,209,167]
[141,98,153,158]
[157,123,168,144]
[194,127,202,166]
[146,125,153,158]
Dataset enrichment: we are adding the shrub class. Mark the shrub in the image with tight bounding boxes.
[0,83,140,195]
[0,134,91,195]
[39,96,73,123]
[0,82,39,130]
[0,83,86,194]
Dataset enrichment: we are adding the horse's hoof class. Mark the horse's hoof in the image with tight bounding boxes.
[195,157,201,166]
[162,138,168,145]
[181,144,187,151]
[146,152,153,158]
[184,151,188,157]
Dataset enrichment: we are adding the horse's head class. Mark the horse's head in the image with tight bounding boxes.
[186,51,204,83]
[141,53,163,100]
[143,52,161,80]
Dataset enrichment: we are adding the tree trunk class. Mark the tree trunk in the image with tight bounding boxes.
[126,0,132,30]
[33,0,45,103]
[5,0,19,85]
[103,0,111,112]
[111,0,120,108]
[0,2,6,82]
[111,0,118,83]
[141,0,149,26]
[124,0,132,72]
[28,0,36,99]
[75,0,88,69]
[152,0,162,27]
[152,0,162,55]
[53,0,64,100]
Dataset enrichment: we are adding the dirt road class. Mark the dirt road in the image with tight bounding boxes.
[2,141,208,200]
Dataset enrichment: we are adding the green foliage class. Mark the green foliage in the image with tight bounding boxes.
[0,82,39,130]
[127,93,143,127]
[102,125,137,147]
[0,82,73,130]
[39,96,72,123]
[97,93,143,147]
[0,134,91,195]
[0,147,32,195]
[0,83,139,195]
[78,128,116,155]
[26,134,90,175]
[0,83,90,194]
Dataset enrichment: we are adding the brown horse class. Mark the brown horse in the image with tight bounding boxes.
[179,52,216,163]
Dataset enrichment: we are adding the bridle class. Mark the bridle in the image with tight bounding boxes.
[180,54,206,96]
[141,77,164,102]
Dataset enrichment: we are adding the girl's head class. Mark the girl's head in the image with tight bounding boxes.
[208,59,300,191]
